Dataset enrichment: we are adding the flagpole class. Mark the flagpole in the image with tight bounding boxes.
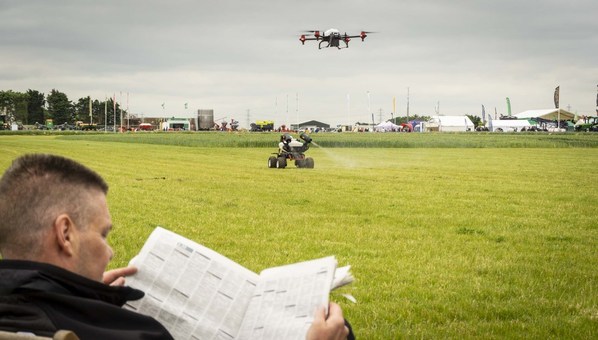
[113,93,116,133]
[127,92,130,130]
[89,96,92,125]
[119,91,123,133]
[555,86,561,132]
[104,96,107,132]
[558,108,561,131]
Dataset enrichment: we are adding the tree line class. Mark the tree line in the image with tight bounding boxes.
[0,89,128,127]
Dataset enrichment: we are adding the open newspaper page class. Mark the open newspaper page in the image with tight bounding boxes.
[237,256,337,340]
[124,227,260,340]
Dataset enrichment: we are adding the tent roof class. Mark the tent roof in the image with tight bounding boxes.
[375,121,400,131]
[514,109,575,120]
[376,121,399,128]
[298,120,330,128]
[429,115,474,126]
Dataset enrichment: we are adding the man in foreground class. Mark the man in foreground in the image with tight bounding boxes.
[0,154,351,339]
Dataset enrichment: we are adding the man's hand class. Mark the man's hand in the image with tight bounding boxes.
[102,266,138,286]
[306,302,349,340]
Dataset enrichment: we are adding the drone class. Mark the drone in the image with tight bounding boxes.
[299,28,373,49]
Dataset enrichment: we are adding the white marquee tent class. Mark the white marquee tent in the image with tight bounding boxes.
[488,118,534,132]
[514,109,576,121]
[428,115,474,132]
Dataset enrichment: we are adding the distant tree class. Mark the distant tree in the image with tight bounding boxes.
[72,97,120,126]
[104,97,122,127]
[466,114,482,128]
[391,114,430,125]
[13,92,29,124]
[27,89,45,124]
[47,89,73,124]
[92,99,103,125]
[0,90,15,124]
[0,90,29,124]
[74,96,93,123]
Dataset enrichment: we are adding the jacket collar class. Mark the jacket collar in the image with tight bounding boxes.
[0,260,144,306]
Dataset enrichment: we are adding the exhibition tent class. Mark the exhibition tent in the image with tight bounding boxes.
[428,115,474,132]
[488,119,534,132]
[514,109,575,121]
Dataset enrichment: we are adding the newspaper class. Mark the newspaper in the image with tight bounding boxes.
[124,227,351,340]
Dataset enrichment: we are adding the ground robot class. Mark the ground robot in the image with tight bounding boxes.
[268,133,314,169]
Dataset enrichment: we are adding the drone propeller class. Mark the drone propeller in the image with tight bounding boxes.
[300,30,322,40]
[359,31,378,41]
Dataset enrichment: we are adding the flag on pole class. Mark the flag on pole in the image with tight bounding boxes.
[554,86,560,109]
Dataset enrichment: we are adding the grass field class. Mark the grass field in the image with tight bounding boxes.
[1,133,597,339]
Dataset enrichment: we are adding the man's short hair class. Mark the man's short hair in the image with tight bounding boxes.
[0,154,108,258]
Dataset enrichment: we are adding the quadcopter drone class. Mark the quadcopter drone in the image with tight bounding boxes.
[299,28,373,49]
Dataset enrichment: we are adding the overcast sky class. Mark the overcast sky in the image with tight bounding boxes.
[1,0,597,127]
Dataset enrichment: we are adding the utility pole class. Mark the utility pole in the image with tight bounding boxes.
[378,108,383,123]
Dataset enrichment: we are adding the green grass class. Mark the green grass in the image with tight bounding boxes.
[1,134,597,339]
[3,129,598,147]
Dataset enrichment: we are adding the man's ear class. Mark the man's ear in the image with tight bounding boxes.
[53,214,76,257]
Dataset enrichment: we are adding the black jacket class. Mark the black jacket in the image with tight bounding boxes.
[0,260,173,339]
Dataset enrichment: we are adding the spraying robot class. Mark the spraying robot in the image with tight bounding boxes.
[268,133,314,168]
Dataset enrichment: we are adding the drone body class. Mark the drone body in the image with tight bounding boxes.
[299,28,372,49]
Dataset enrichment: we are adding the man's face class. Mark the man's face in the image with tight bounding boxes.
[73,190,114,282]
